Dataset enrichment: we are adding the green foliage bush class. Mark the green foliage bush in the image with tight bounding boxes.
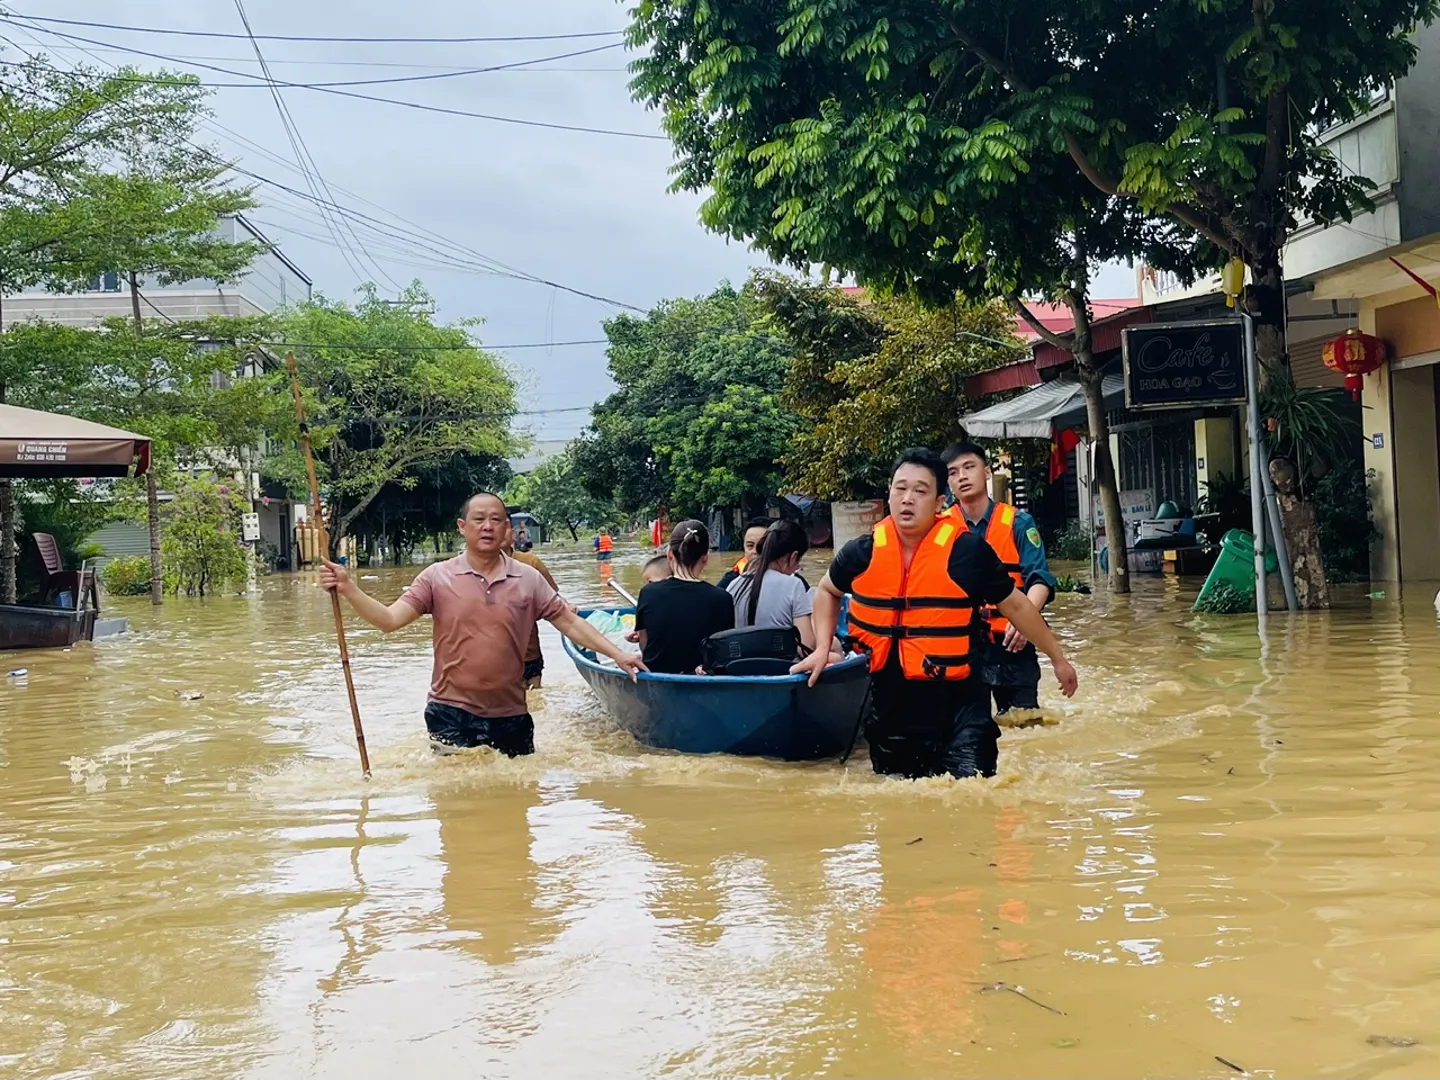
[101,555,154,597]
[1194,583,1255,615]
[1048,522,1092,562]
[161,477,250,597]
[1314,460,1378,582]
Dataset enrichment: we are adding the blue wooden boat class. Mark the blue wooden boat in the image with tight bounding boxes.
[563,608,872,761]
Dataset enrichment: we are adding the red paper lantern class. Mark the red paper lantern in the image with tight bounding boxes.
[1322,329,1387,400]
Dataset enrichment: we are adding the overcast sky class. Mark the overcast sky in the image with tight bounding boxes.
[13,1,1135,441]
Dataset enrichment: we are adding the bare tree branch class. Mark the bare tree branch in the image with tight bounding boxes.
[1006,294,1073,352]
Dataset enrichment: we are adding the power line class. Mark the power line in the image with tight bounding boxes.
[6,13,626,45]
[231,0,401,292]
[32,45,627,71]
[2,18,665,139]
[0,42,625,88]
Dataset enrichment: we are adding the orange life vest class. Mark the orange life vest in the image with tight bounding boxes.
[598,533,613,553]
[950,502,1024,639]
[731,555,749,575]
[847,515,977,681]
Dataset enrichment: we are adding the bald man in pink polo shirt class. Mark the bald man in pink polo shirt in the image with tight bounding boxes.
[321,492,644,756]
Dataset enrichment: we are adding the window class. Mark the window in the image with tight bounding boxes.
[89,271,121,292]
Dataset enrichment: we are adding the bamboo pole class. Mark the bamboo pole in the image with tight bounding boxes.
[286,351,372,778]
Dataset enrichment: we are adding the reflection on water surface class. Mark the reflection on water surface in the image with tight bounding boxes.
[4,547,1440,1078]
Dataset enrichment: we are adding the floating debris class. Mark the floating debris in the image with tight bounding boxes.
[977,981,1066,1016]
[7,668,28,678]
[1215,1055,1246,1074]
[175,690,205,701]
[1366,1035,1419,1048]
[906,836,924,846]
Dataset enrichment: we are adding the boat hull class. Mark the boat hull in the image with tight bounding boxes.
[564,611,871,761]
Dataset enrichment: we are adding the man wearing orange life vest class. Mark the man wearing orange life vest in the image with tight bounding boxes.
[792,448,1077,779]
[942,442,1056,722]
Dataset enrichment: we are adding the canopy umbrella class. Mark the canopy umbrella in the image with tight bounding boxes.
[960,374,1124,439]
[0,403,151,479]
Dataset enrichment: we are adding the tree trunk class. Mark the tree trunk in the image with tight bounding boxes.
[1063,289,1130,594]
[1269,457,1329,609]
[0,376,13,604]
[567,521,580,541]
[1248,261,1329,609]
[128,270,144,329]
[1080,368,1130,594]
[147,471,164,604]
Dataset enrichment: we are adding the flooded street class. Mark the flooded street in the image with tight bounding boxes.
[4,545,1440,1079]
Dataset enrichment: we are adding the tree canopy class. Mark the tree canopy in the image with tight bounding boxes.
[507,447,617,541]
[572,282,799,519]
[756,274,1019,499]
[270,283,519,549]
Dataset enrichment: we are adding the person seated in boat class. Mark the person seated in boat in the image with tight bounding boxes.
[641,554,672,585]
[790,449,1078,780]
[634,520,734,674]
[718,517,773,591]
[726,520,821,653]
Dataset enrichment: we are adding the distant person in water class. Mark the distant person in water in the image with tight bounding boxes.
[594,531,614,561]
[321,492,644,756]
[634,520,734,674]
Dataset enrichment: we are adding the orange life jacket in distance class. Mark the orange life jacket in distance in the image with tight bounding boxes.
[731,555,749,575]
[598,533,613,553]
[847,515,977,681]
[951,502,1024,638]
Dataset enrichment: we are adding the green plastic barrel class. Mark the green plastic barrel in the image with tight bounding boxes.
[1193,529,1280,610]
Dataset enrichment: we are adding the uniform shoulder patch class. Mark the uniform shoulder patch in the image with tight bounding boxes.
[1026,526,1043,548]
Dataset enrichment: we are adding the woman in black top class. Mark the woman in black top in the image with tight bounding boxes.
[635,519,734,673]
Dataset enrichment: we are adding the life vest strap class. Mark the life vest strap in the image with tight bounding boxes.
[851,592,975,611]
[847,614,974,639]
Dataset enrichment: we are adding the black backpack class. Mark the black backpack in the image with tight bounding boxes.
[700,626,803,676]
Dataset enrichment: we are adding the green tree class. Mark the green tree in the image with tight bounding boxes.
[161,475,249,597]
[515,447,617,541]
[0,57,210,601]
[349,450,512,563]
[74,161,264,605]
[626,0,1406,596]
[571,281,798,521]
[762,283,1021,499]
[271,284,519,555]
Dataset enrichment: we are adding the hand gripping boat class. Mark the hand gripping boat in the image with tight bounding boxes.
[563,607,872,761]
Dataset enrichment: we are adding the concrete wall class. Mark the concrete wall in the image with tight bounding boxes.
[1194,417,1237,496]
[1396,19,1440,242]
[1362,298,1440,582]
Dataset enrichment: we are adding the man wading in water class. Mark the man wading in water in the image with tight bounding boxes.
[321,492,645,755]
[792,449,1078,779]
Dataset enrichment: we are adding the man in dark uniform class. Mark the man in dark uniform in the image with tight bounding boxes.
[792,449,1077,779]
[943,442,1056,724]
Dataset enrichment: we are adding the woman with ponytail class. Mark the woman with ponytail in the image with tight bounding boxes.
[634,519,734,673]
[726,520,820,654]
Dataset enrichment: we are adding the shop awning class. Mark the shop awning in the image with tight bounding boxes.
[961,374,1124,439]
[0,404,151,479]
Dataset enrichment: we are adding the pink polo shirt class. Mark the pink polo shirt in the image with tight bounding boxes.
[399,554,566,718]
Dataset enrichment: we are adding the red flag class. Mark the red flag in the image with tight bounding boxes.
[1050,428,1081,482]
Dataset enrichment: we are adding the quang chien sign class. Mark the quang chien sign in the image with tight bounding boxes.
[1121,319,1248,410]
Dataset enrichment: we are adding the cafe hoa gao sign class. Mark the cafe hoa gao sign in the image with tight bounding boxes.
[1121,319,1248,410]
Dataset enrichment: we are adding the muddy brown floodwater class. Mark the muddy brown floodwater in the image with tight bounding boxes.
[3,544,1440,1079]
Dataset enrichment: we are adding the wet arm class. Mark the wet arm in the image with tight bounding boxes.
[338,583,422,633]
[995,591,1064,663]
[809,577,842,648]
[550,608,635,665]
